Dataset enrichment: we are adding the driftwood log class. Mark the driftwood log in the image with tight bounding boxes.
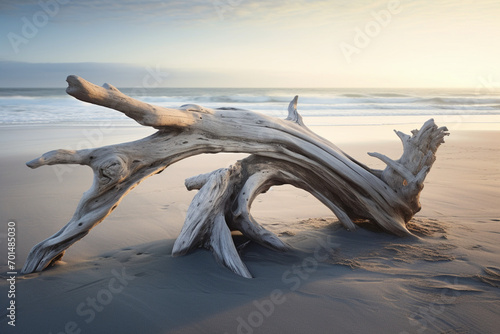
[21,75,449,278]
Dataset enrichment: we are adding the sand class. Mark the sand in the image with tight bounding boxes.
[0,122,499,333]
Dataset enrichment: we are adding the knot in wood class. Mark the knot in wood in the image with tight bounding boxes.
[98,155,128,184]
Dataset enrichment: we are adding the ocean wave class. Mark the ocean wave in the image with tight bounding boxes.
[138,95,500,107]
[423,97,500,105]
[1,87,499,125]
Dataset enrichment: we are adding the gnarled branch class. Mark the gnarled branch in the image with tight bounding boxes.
[21,75,449,277]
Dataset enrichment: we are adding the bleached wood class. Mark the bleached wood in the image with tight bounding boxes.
[21,75,449,277]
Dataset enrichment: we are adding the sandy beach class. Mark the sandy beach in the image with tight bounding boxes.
[1,122,499,333]
[2,0,500,331]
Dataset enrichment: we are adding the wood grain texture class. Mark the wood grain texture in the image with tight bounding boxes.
[21,75,449,277]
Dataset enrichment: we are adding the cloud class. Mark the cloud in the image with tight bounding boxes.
[0,0,216,25]
[65,0,215,23]
[0,0,346,26]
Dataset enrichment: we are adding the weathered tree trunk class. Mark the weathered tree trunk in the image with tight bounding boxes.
[21,75,449,277]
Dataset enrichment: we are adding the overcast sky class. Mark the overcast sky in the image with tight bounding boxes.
[1,0,499,88]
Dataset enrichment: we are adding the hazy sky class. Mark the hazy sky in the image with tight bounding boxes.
[1,0,499,87]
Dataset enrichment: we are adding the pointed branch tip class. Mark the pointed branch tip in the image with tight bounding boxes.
[368,151,414,181]
[286,95,305,126]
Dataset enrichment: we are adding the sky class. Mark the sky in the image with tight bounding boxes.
[0,0,499,88]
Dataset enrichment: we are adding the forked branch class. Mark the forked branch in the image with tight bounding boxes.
[21,76,448,277]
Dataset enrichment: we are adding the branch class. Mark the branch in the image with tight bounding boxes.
[22,76,448,278]
[66,75,197,128]
[285,95,306,127]
[367,151,415,182]
[26,149,89,168]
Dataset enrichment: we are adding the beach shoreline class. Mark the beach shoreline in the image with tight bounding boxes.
[1,122,499,333]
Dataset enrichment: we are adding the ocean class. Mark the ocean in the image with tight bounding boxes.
[1,87,499,128]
